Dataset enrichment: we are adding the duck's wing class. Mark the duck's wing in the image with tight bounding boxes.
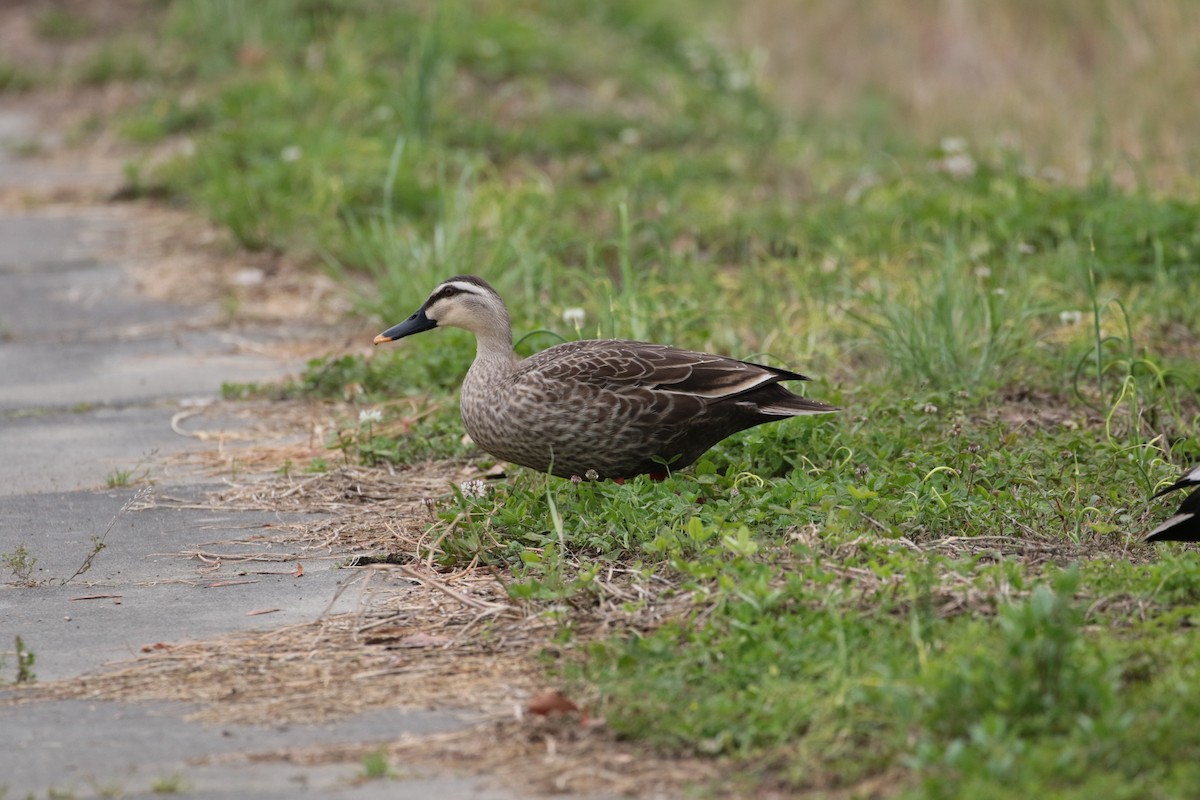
[520,340,836,413]
[521,341,793,395]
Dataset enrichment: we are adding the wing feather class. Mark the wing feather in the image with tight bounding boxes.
[520,340,805,401]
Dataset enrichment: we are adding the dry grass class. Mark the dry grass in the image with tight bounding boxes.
[738,0,1200,192]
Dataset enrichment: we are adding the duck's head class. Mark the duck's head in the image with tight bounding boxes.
[373,275,510,345]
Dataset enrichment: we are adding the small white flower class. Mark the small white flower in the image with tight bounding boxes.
[923,403,939,415]
[358,408,383,425]
[940,153,977,179]
[584,469,600,481]
[562,307,586,328]
[231,267,265,286]
[460,479,487,499]
[1059,310,1084,326]
[940,137,967,154]
[281,145,302,163]
[973,266,992,279]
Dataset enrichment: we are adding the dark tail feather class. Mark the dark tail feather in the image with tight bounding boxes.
[1146,513,1200,542]
[1147,488,1200,542]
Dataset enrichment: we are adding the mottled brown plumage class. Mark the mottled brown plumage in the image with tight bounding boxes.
[373,276,838,479]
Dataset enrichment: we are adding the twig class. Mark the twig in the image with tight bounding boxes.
[394,564,515,615]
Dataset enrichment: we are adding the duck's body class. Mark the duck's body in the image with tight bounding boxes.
[1147,465,1200,542]
[374,275,838,480]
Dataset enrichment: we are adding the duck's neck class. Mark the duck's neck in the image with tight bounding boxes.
[469,314,518,367]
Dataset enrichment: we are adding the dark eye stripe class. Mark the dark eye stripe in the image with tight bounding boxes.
[436,282,481,301]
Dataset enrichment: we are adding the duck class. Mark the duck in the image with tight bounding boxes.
[372,275,838,480]
[1146,465,1200,542]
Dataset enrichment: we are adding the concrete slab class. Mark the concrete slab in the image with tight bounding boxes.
[0,331,301,409]
[0,698,499,799]
[0,108,121,194]
[0,256,194,339]
[0,404,200,494]
[0,213,121,269]
[0,487,375,681]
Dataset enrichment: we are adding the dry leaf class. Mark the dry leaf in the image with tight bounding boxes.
[526,689,579,716]
[293,563,304,578]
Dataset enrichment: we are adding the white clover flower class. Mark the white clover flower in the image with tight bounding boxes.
[460,479,488,499]
[923,403,939,415]
[1059,310,1084,326]
[973,266,992,279]
[940,153,977,179]
[358,408,383,425]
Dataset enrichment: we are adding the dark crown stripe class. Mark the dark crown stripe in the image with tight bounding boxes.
[442,275,499,295]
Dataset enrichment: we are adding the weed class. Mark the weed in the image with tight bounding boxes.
[88,779,127,799]
[149,773,186,794]
[60,536,108,587]
[13,635,36,684]
[60,486,150,587]
[77,40,150,85]
[855,247,1039,389]
[2,544,38,586]
[918,571,1115,744]
[359,748,390,780]
[105,468,135,488]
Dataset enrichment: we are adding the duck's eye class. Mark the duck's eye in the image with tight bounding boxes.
[440,286,459,299]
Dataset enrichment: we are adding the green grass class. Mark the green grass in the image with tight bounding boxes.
[0,61,37,93]
[94,0,1200,796]
[359,748,391,781]
[36,8,94,40]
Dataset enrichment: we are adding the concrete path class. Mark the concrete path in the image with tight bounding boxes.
[0,107,517,799]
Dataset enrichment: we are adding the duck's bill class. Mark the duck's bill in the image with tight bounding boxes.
[373,310,436,344]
